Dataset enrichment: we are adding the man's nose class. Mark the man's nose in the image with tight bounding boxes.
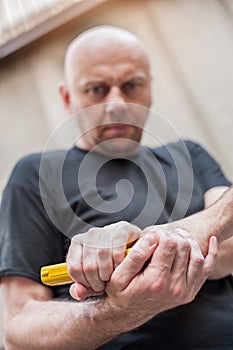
[104,86,128,115]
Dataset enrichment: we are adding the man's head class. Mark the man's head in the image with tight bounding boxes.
[59,25,152,156]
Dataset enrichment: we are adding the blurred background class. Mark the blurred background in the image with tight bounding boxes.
[0,0,233,347]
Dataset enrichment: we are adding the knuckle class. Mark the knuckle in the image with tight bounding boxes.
[150,277,167,294]
[204,265,213,277]
[171,285,183,299]
[175,228,190,238]
[160,262,171,274]
[116,230,128,242]
[111,274,125,290]
[211,250,218,259]
[71,234,82,244]
[83,263,96,275]
[185,293,195,304]
[67,263,82,280]
[111,221,128,230]
[118,220,129,226]
[114,221,140,234]
[180,241,191,251]
[86,228,101,241]
[87,227,96,234]
[129,247,145,264]
[164,238,177,250]
[193,256,205,266]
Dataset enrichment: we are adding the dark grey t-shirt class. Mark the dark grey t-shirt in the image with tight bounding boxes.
[0,140,232,349]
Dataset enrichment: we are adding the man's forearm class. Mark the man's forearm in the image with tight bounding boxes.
[5,298,124,350]
[175,186,233,253]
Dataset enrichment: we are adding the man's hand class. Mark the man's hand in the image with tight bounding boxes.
[69,225,217,315]
[67,221,141,300]
[103,230,217,327]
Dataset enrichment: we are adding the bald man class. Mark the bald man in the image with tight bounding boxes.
[59,26,152,157]
[0,26,233,350]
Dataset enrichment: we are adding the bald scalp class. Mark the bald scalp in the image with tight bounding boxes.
[64,25,150,85]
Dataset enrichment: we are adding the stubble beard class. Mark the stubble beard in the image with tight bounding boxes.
[93,126,143,157]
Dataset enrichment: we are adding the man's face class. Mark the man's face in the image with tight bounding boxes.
[61,41,152,156]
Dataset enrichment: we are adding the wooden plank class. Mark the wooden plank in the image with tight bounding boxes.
[0,0,108,58]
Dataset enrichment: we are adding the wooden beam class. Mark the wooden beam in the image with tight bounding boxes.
[0,0,108,59]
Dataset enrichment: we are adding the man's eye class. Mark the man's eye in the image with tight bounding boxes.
[92,86,103,94]
[86,85,109,100]
[122,81,142,97]
[127,82,138,90]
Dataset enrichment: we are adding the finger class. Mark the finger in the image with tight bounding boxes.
[66,241,89,288]
[170,234,191,277]
[69,283,103,301]
[111,235,158,291]
[186,236,217,294]
[97,246,114,281]
[110,222,141,250]
[109,221,141,243]
[109,223,141,271]
[91,228,116,282]
[112,245,127,269]
[83,245,105,292]
[186,237,205,287]
[148,233,177,276]
[111,227,139,270]
[202,236,218,278]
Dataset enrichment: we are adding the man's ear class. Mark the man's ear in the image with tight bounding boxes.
[58,82,71,113]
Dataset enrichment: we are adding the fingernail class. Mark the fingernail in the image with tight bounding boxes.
[70,284,80,300]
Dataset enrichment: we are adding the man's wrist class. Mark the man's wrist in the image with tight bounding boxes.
[205,186,233,243]
[73,297,127,347]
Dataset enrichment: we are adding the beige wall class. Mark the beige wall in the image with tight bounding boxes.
[0,0,233,346]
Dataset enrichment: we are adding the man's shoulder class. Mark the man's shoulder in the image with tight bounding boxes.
[8,149,68,185]
[148,139,200,165]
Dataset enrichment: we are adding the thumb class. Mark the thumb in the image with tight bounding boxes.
[69,282,104,300]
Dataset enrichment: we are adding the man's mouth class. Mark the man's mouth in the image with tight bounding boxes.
[102,123,134,136]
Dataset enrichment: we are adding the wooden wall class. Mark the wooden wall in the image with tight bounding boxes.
[0,0,233,345]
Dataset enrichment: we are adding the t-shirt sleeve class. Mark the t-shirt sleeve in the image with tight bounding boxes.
[0,155,65,284]
[185,140,232,192]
